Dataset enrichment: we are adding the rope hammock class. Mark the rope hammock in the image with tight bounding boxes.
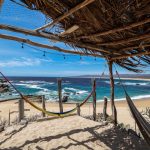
[115,70,150,145]
[0,71,95,117]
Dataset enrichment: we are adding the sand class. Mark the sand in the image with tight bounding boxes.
[0,116,149,150]
[0,98,150,128]
[0,99,150,149]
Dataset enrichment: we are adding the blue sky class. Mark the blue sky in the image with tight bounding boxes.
[0,0,149,77]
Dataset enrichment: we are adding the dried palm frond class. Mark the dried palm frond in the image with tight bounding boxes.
[13,0,150,72]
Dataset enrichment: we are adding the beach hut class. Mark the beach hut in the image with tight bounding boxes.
[0,0,150,144]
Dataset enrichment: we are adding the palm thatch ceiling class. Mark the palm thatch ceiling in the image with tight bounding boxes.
[3,0,150,72]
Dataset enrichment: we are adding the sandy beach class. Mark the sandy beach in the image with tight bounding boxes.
[0,98,150,128]
[0,98,150,149]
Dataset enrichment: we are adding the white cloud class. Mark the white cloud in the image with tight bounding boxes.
[63,60,104,66]
[0,57,53,67]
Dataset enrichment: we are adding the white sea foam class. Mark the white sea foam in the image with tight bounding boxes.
[19,80,55,85]
[97,94,150,102]
[104,81,110,84]
[14,83,49,92]
[122,82,149,86]
[64,87,78,91]
[64,87,88,95]
[104,80,149,86]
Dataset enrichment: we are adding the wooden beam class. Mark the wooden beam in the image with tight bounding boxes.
[97,33,150,46]
[0,33,104,58]
[60,25,79,36]
[0,24,111,54]
[121,44,150,51]
[111,51,150,61]
[35,0,95,31]
[0,24,57,39]
[80,18,150,38]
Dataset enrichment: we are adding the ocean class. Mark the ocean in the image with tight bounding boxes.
[0,77,150,102]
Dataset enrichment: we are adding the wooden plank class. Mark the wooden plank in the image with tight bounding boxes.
[60,25,79,36]
[80,18,150,38]
[18,98,24,122]
[35,0,95,31]
[57,78,63,113]
[92,78,96,121]
[42,95,46,117]
[0,33,104,58]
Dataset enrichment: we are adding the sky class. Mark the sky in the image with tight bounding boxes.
[0,0,149,77]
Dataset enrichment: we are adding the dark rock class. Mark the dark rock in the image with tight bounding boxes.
[62,96,69,102]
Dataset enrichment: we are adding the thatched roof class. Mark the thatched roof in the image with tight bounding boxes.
[9,0,150,71]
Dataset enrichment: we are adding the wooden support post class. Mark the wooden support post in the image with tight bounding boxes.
[92,78,96,121]
[76,103,80,116]
[42,95,46,117]
[57,78,63,113]
[103,97,108,121]
[18,98,24,122]
[8,109,10,126]
[108,61,117,125]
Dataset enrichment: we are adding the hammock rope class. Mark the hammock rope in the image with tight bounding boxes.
[115,69,150,145]
[0,62,107,117]
[0,71,94,117]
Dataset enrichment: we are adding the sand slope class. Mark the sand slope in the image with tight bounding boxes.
[0,116,149,150]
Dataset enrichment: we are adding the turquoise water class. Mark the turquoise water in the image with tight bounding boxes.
[0,77,150,102]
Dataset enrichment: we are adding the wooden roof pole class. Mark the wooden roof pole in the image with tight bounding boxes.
[111,51,150,61]
[80,18,150,38]
[1,24,149,54]
[0,24,57,39]
[120,44,150,51]
[97,33,150,46]
[0,24,111,54]
[35,0,95,31]
[0,33,104,58]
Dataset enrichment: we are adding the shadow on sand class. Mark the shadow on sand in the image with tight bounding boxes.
[1,123,149,150]
[0,123,28,146]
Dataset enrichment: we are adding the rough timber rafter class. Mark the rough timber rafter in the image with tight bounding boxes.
[97,33,150,46]
[121,44,150,51]
[0,24,112,54]
[0,33,104,58]
[35,0,95,31]
[111,51,150,61]
[80,18,150,39]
